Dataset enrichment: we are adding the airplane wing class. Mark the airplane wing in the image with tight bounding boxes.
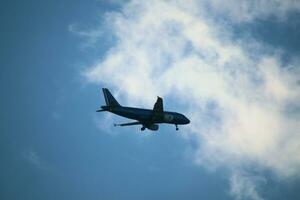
[153,96,164,113]
[114,121,142,127]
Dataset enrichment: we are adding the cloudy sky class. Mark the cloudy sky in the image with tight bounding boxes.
[1,0,300,199]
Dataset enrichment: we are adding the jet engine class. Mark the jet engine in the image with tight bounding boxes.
[147,124,159,131]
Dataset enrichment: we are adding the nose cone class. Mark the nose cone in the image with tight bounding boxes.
[179,114,190,124]
[174,113,191,125]
[184,116,190,124]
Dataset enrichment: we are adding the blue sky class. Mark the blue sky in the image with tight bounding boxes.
[1,1,300,200]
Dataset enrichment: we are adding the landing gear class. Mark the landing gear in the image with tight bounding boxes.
[175,124,179,131]
[141,126,146,131]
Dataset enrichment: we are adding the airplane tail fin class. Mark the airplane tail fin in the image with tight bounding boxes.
[102,88,121,108]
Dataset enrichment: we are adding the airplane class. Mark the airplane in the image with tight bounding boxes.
[97,88,190,131]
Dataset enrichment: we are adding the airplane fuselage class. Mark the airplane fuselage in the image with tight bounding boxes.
[101,106,190,125]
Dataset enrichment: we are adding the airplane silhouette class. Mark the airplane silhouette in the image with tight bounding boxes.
[97,88,190,131]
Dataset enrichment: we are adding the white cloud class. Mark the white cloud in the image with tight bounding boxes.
[77,0,300,199]
[230,171,265,200]
[23,149,49,170]
[68,23,104,48]
[201,0,300,22]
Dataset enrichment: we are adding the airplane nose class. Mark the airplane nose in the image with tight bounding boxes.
[177,114,190,125]
[185,117,190,124]
[182,115,190,124]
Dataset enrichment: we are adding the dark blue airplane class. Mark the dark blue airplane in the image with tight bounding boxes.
[97,88,190,131]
